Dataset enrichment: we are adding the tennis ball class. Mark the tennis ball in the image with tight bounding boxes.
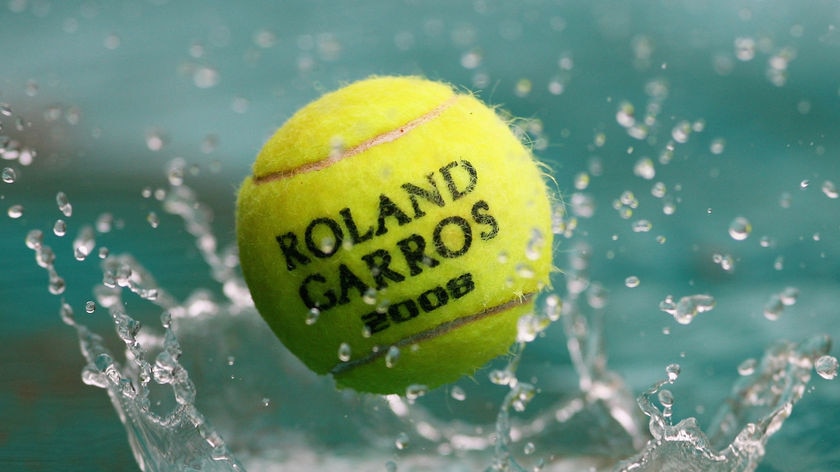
[236,76,553,395]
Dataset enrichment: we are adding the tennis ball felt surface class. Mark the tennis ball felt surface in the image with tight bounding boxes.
[236,76,553,395]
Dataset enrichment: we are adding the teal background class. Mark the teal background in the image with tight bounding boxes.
[2,1,839,470]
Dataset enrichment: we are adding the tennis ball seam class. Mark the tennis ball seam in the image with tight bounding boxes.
[253,94,459,184]
[329,292,535,377]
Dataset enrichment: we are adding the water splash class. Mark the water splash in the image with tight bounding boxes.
[18,160,835,472]
[614,335,831,471]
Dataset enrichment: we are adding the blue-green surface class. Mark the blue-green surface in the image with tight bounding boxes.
[2,1,839,470]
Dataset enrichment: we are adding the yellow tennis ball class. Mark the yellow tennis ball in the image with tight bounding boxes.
[236,76,553,395]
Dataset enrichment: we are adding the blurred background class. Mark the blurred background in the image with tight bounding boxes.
[1,0,839,470]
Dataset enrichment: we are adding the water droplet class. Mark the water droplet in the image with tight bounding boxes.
[49,274,66,295]
[822,180,839,199]
[53,191,71,217]
[145,129,167,151]
[665,363,681,382]
[763,294,784,321]
[395,432,410,450]
[800,179,810,189]
[72,225,95,261]
[728,216,752,241]
[660,294,715,324]
[405,384,428,402]
[515,263,535,279]
[738,358,757,376]
[710,138,726,155]
[815,355,838,380]
[227,356,236,366]
[361,287,377,305]
[489,369,514,386]
[52,219,67,237]
[632,219,652,232]
[460,49,482,69]
[625,276,640,288]
[385,346,400,368]
[338,343,351,362]
[779,286,799,306]
[25,229,44,250]
[450,385,466,401]
[193,66,220,89]
[671,120,692,143]
[658,388,675,408]
[60,302,75,326]
[523,442,536,455]
[616,101,635,128]
[773,255,784,271]
[305,307,320,325]
[514,78,532,97]
[252,28,277,48]
[517,313,549,343]
[98,247,109,259]
[261,397,271,408]
[651,182,667,198]
[85,300,96,314]
[161,312,172,328]
[7,204,23,218]
[147,211,159,228]
[570,192,595,218]
[713,253,736,272]
[544,294,562,321]
[574,172,590,190]
[36,245,55,268]
[525,228,545,261]
[734,37,756,61]
[633,157,656,179]
[1,167,16,183]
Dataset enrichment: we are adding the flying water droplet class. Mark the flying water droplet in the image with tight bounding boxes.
[395,432,410,450]
[821,180,838,199]
[147,211,159,228]
[60,302,75,326]
[632,219,652,232]
[713,253,736,272]
[633,157,655,179]
[815,355,838,379]
[728,216,752,240]
[56,191,72,217]
[763,294,784,321]
[405,384,428,402]
[523,442,536,455]
[665,363,681,382]
[85,300,96,314]
[450,385,466,401]
[73,225,95,261]
[49,274,66,295]
[625,276,640,288]
[2,167,16,183]
[710,137,726,154]
[738,358,757,376]
[489,369,514,386]
[7,204,23,218]
[385,346,400,368]
[337,343,352,362]
[660,294,716,324]
[671,120,692,143]
[53,219,67,237]
[305,307,320,325]
[544,294,562,321]
[525,228,545,261]
[779,286,799,306]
